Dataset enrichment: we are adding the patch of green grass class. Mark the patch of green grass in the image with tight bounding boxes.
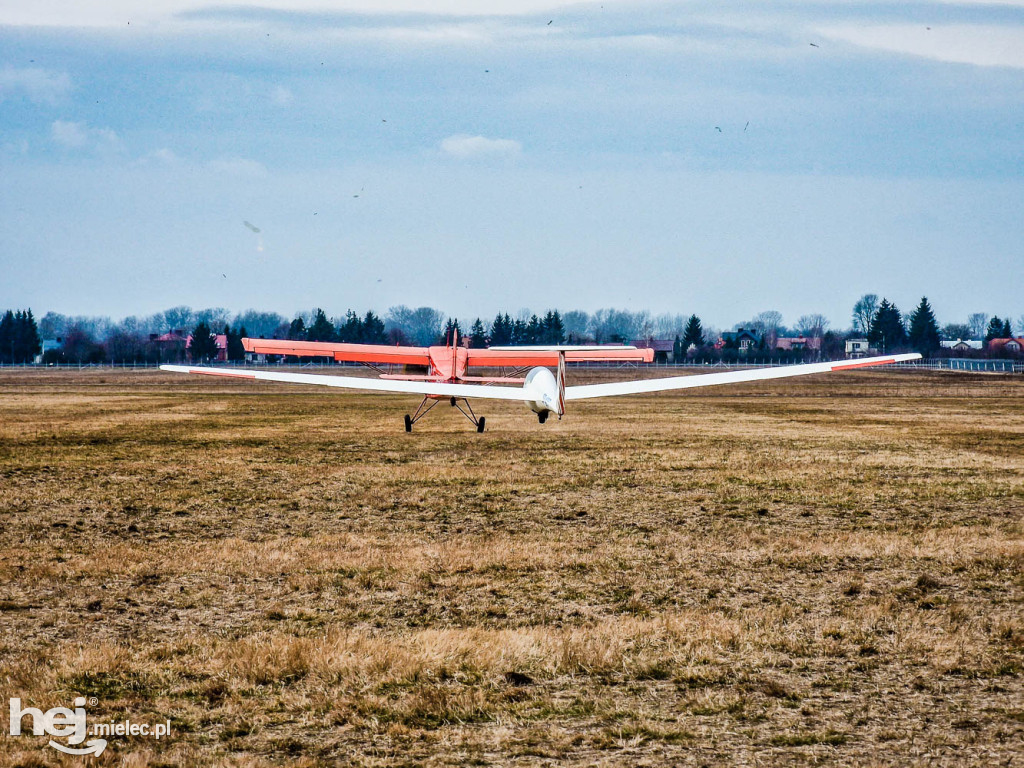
[770,729,848,747]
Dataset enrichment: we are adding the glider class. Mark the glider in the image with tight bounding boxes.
[161,335,920,432]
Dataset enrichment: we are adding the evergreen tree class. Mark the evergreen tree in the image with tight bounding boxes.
[673,335,682,361]
[336,310,362,343]
[0,309,43,363]
[307,308,337,342]
[469,318,487,348]
[0,310,15,363]
[984,316,1005,342]
[1002,318,1013,338]
[525,315,542,344]
[287,317,307,340]
[17,309,41,362]
[682,314,705,351]
[226,324,246,361]
[189,321,219,363]
[362,311,387,344]
[540,310,565,344]
[511,318,528,345]
[907,297,941,356]
[442,318,461,344]
[868,299,907,353]
[490,313,513,346]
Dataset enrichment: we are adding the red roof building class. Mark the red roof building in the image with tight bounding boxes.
[988,338,1024,356]
[186,333,228,362]
[775,336,822,352]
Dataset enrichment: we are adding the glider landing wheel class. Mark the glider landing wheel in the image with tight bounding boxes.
[477,416,486,433]
[404,414,413,432]
[538,411,548,424]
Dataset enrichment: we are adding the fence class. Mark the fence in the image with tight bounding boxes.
[2,358,1021,373]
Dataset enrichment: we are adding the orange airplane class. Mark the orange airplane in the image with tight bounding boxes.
[161,333,919,432]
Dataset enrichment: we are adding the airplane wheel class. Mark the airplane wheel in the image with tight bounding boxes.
[404,414,412,432]
[538,411,547,424]
[477,417,486,433]
[450,396,457,407]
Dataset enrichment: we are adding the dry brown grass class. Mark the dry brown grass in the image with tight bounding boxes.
[0,366,1022,766]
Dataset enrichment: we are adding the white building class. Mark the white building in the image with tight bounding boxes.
[940,339,984,351]
[845,339,872,358]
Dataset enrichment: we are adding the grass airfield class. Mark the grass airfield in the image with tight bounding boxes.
[0,366,1022,766]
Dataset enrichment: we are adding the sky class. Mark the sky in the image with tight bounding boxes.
[1,0,1022,331]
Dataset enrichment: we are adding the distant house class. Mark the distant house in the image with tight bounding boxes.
[149,330,188,363]
[719,328,761,353]
[845,338,872,359]
[775,336,822,352]
[940,339,984,352]
[988,338,1024,356]
[35,338,63,364]
[151,330,187,344]
[186,332,228,362]
[632,338,675,363]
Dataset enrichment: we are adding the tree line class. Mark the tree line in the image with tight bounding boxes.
[5,298,1022,365]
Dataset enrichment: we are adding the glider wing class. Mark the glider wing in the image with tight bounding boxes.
[468,346,654,366]
[241,338,430,365]
[159,365,530,401]
[564,353,922,400]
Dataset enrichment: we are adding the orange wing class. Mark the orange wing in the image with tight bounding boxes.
[242,338,430,366]
[466,348,654,366]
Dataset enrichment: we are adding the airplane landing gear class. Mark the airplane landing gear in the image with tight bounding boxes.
[404,396,485,432]
[538,410,548,424]
[403,396,439,432]
[453,397,485,432]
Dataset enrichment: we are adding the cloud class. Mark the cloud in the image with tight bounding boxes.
[0,67,72,104]
[819,24,1024,69]
[206,157,268,178]
[270,85,293,107]
[136,147,180,166]
[440,134,522,159]
[51,120,125,153]
[0,0,564,27]
[51,119,89,148]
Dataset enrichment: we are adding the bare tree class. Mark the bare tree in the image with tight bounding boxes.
[162,306,194,332]
[562,310,591,342]
[942,323,972,341]
[653,313,687,338]
[744,310,783,346]
[852,294,878,335]
[233,310,287,338]
[967,313,990,340]
[795,314,830,338]
[193,307,232,330]
[593,309,642,344]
